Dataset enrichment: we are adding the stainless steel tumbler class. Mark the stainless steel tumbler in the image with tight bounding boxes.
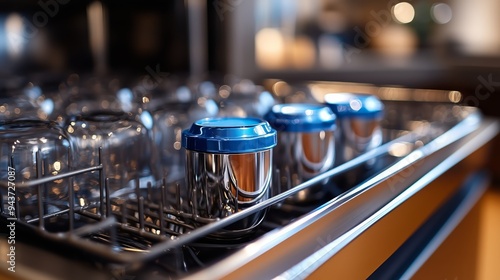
[182,117,276,236]
[324,93,384,165]
[264,104,336,203]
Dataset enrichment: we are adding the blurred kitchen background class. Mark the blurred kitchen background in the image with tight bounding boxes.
[1,0,500,173]
[1,0,500,93]
[0,0,499,277]
[0,0,499,86]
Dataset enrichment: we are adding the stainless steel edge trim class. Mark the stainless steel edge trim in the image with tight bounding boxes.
[282,119,497,279]
[184,115,497,280]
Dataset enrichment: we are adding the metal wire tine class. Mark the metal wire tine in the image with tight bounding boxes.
[105,178,111,218]
[98,147,105,217]
[36,151,45,229]
[110,218,118,252]
[72,216,116,236]
[275,168,281,196]
[234,176,239,212]
[192,188,198,217]
[285,166,292,189]
[9,155,14,171]
[158,184,165,236]
[10,155,21,219]
[15,191,20,221]
[25,208,71,224]
[147,181,152,202]
[121,198,127,224]
[136,178,145,231]
[135,177,141,204]
[68,150,75,232]
[135,177,141,196]
[139,196,145,231]
[176,181,181,211]
[161,177,168,209]
[3,166,104,189]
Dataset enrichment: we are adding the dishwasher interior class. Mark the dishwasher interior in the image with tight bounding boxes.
[0,81,495,279]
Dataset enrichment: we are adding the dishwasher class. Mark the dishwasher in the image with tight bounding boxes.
[0,81,498,280]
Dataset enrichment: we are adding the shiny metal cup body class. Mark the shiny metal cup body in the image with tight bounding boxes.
[184,149,272,235]
[273,130,335,203]
[336,117,383,165]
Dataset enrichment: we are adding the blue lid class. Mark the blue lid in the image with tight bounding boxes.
[182,117,277,153]
[324,93,384,119]
[264,103,337,132]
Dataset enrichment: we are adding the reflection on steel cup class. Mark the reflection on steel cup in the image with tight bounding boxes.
[264,103,337,203]
[182,117,277,236]
[324,93,384,165]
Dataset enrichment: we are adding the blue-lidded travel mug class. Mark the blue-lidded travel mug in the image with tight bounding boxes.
[324,93,384,166]
[182,117,277,236]
[265,103,336,203]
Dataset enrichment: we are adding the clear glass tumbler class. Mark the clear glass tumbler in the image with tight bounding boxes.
[65,111,157,207]
[0,120,71,221]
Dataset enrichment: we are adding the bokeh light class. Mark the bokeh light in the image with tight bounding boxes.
[392,2,415,24]
[431,3,453,24]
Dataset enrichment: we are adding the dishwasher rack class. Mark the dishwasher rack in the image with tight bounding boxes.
[0,132,412,261]
[0,97,489,277]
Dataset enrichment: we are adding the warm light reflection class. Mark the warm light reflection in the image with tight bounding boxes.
[319,130,325,140]
[87,1,107,73]
[173,142,181,150]
[289,36,315,69]
[255,28,286,69]
[389,142,413,157]
[53,161,61,171]
[5,13,25,57]
[431,3,453,24]
[448,91,462,103]
[272,81,291,97]
[452,0,499,55]
[219,85,231,98]
[392,2,415,24]
[101,100,110,109]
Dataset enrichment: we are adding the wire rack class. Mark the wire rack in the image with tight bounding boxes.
[0,101,475,275]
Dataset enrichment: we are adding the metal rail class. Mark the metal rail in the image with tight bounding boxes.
[0,105,485,268]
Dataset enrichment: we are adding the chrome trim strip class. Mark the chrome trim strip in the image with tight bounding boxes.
[282,120,497,279]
